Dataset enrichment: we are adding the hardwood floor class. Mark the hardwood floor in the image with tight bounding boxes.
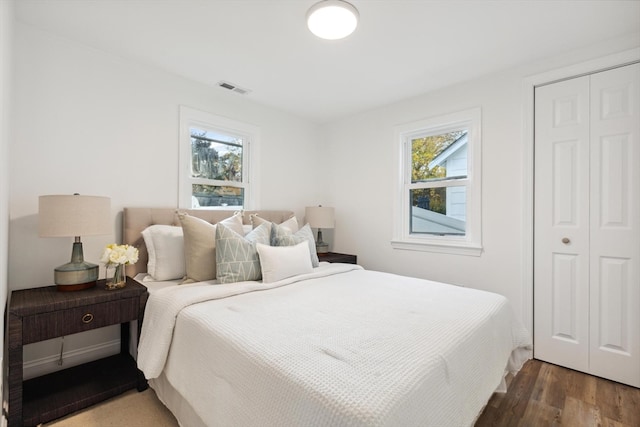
[475,359,640,427]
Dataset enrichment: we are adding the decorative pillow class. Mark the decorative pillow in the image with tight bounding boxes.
[257,241,313,283]
[216,222,271,284]
[219,211,245,235]
[141,225,185,281]
[178,212,244,283]
[250,213,299,233]
[272,223,319,267]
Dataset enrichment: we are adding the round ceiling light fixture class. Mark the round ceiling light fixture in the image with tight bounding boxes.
[306,0,359,40]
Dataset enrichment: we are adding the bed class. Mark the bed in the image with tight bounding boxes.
[124,207,532,427]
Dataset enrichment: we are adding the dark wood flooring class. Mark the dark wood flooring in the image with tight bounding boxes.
[475,359,640,427]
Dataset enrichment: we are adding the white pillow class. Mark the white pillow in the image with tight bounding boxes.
[272,223,319,267]
[250,214,299,233]
[141,225,185,281]
[256,241,313,283]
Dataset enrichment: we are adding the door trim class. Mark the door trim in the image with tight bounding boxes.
[521,47,640,335]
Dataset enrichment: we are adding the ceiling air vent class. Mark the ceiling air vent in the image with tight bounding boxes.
[217,81,251,95]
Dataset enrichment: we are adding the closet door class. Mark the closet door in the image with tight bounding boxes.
[534,63,640,388]
[589,63,640,386]
[534,76,591,373]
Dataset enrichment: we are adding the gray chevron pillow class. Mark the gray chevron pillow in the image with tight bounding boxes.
[216,222,271,284]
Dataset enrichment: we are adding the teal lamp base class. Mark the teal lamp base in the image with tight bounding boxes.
[54,241,98,291]
[316,229,329,254]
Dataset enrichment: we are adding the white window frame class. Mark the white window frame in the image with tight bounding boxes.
[392,107,482,256]
[179,106,260,209]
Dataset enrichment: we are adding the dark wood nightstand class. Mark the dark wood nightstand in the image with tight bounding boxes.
[318,252,357,264]
[4,277,148,427]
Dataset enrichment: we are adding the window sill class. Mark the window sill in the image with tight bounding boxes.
[391,239,483,256]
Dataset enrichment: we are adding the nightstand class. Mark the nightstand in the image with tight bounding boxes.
[4,277,148,427]
[318,252,357,264]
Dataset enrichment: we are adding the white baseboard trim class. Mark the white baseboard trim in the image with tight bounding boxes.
[23,339,121,380]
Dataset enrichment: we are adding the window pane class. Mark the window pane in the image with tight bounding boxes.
[411,130,467,183]
[410,187,466,235]
[190,128,243,182]
[192,184,244,208]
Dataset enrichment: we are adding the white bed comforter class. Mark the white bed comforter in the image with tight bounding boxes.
[138,264,531,427]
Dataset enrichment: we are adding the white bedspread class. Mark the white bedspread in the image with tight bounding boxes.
[138,264,531,427]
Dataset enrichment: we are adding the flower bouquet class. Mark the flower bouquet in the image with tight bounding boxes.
[101,244,139,290]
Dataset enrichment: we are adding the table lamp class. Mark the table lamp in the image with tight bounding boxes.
[305,205,335,254]
[39,194,111,291]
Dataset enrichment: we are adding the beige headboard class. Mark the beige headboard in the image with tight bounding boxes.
[123,207,295,277]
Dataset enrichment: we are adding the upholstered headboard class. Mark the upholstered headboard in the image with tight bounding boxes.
[123,207,295,277]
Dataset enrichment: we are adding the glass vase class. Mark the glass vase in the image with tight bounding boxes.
[105,264,126,290]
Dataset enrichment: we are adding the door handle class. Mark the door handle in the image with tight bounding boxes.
[562,237,570,244]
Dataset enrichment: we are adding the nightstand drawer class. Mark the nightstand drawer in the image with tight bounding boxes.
[22,299,139,344]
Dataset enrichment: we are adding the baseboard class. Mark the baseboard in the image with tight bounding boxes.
[23,339,121,380]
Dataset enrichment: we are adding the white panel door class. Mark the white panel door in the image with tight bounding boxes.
[534,76,590,373]
[534,63,640,388]
[589,63,640,387]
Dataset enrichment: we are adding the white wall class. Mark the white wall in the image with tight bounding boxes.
[322,34,640,327]
[0,0,14,406]
[9,22,322,370]
[8,15,639,373]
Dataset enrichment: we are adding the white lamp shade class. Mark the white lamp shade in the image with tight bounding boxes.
[305,206,335,229]
[307,0,359,40]
[39,194,111,237]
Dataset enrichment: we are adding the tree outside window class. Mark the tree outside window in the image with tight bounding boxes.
[410,130,468,235]
[189,128,244,208]
[179,106,257,210]
[393,107,482,256]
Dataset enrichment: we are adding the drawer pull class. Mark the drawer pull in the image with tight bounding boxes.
[82,313,94,324]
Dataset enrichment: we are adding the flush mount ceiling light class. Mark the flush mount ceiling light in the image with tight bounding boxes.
[306,0,359,40]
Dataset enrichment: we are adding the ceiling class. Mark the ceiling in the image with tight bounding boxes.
[14,1,640,123]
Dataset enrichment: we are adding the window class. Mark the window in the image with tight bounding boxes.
[392,108,482,256]
[179,106,259,209]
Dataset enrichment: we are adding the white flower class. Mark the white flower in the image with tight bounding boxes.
[101,243,139,267]
[124,245,139,264]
